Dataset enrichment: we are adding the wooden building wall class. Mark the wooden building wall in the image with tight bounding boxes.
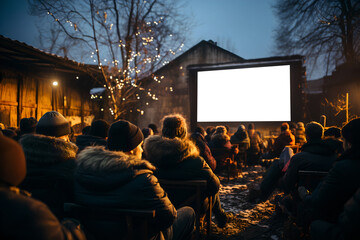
[0,70,96,130]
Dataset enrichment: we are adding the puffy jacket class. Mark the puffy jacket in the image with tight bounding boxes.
[74,146,176,238]
[144,135,220,208]
[19,134,78,219]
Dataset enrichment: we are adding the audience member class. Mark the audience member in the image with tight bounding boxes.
[142,127,154,139]
[230,124,250,150]
[81,125,91,135]
[323,126,344,155]
[0,135,86,240]
[19,111,78,219]
[295,122,307,146]
[148,123,159,135]
[209,126,238,172]
[189,127,216,171]
[19,117,37,136]
[302,118,360,222]
[205,126,215,143]
[74,119,195,240]
[271,123,295,158]
[247,123,264,165]
[145,114,231,227]
[76,119,109,152]
[1,128,17,140]
[282,121,337,194]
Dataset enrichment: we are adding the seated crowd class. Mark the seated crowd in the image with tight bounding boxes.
[1,112,359,240]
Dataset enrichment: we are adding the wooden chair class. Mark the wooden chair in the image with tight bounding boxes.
[298,170,328,192]
[64,203,156,240]
[210,147,238,181]
[158,179,212,239]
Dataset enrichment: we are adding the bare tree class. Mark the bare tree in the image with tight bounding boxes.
[29,0,188,119]
[273,0,360,77]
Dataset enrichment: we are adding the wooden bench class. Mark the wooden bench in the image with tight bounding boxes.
[158,179,212,239]
[64,203,156,240]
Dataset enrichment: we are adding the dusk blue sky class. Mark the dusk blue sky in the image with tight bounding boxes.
[1,0,318,78]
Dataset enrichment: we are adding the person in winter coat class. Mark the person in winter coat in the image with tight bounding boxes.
[257,121,335,201]
[271,123,295,158]
[282,121,337,194]
[74,120,195,240]
[75,119,109,152]
[295,122,307,146]
[302,118,360,222]
[0,135,86,240]
[323,126,344,156]
[209,126,238,172]
[19,111,78,219]
[247,123,264,165]
[310,187,360,240]
[145,114,231,228]
[230,124,250,150]
[189,128,216,171]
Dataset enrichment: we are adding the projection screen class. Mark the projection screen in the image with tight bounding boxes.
[197,65,291,122]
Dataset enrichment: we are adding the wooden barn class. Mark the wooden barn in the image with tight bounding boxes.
[137,40,244,128]
[0,35,101,130]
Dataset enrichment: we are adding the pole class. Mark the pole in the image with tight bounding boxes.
[346,93,349,123]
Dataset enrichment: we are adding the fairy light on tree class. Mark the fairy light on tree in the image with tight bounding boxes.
[29,0,189,119]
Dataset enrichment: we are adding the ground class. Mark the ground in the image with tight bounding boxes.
[199,165,288,240]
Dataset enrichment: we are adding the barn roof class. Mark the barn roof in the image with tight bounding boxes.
[0,35,100,76]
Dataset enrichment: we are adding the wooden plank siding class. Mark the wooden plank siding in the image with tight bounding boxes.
[0,36,102,130]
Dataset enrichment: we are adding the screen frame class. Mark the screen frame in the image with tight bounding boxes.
[188,57,305,131]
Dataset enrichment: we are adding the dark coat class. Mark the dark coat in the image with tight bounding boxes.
[190,133,216,171]
[230,130,250,151]
[305,147,360,222]
[310,188,360,240]
[282,139,337,193]
[0,185,85,240]
[75,134,107,152]
[74,146,176,238]
[19,134,78,219]
[144,135,220,208]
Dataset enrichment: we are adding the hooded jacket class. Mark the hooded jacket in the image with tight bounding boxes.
[230,129,250,150]
[74,146,176,238]
[282,139,337,193]
[305,146,360,222]
[144,135,220,208]
[19,134,78,219]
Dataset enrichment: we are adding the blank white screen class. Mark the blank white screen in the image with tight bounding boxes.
[197,65,291,122]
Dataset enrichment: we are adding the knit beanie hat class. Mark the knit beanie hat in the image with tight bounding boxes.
[0,135,26,186]
[248,123,255,130]
[324,127,341,138]
[305,121,324,141]
[107,120,144,152]
[342,118,360,146]
[20,117,37,135]
[161,114,187,139]
[36,111,71,137]
[89,119,110,138]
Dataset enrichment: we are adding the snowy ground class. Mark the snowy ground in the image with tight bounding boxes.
[199,165,286,240]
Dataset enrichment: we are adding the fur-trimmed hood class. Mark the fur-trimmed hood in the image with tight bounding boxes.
[144,135,200,168]
[20,134,78,164]
[75,146,156,191]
